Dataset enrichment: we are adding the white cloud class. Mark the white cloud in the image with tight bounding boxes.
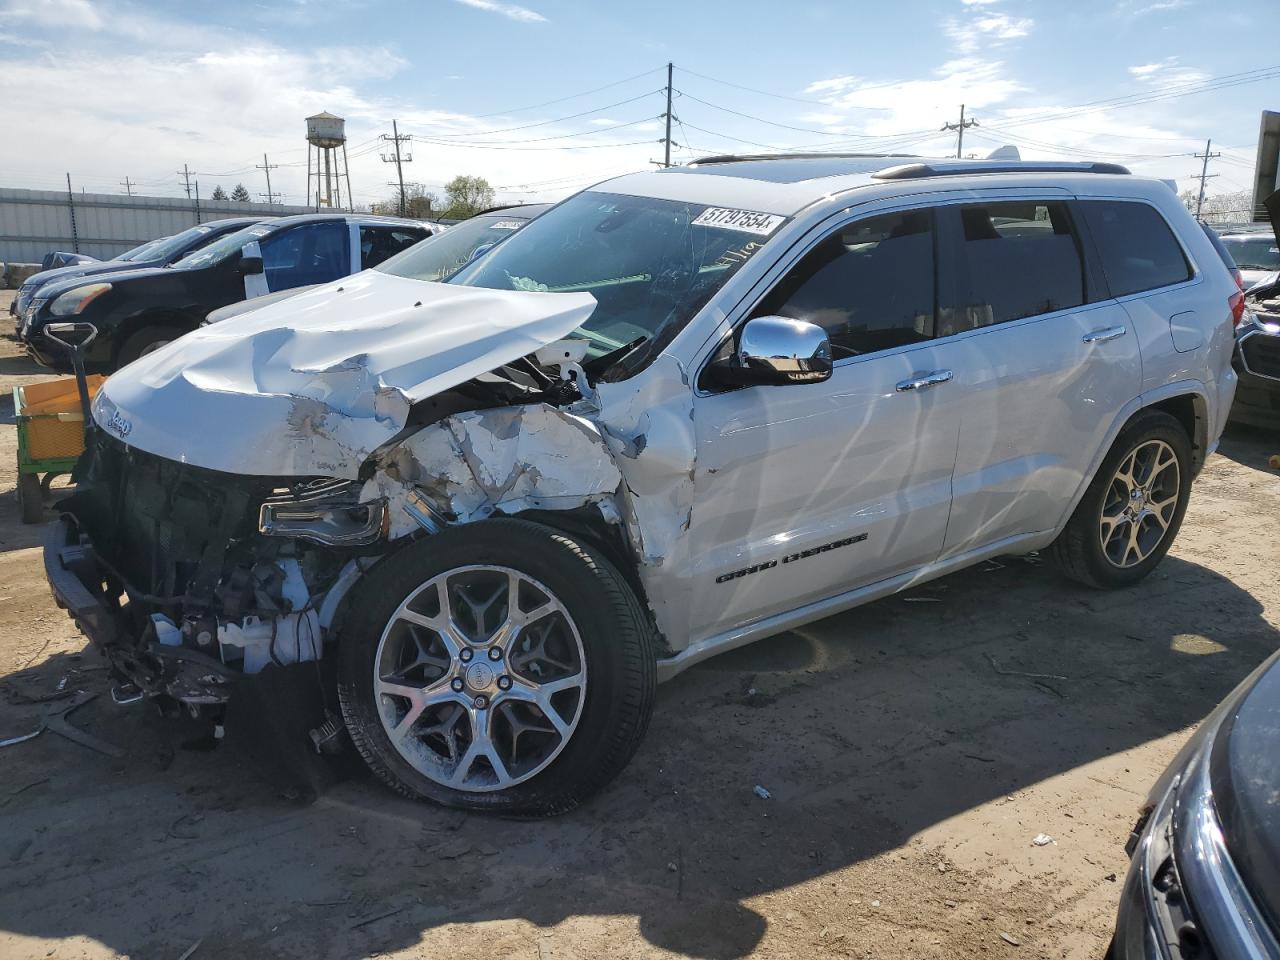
[944,11,1034,53]
[1,0,103,30]
[1123,0,1190,14]
[451,0,547,23]
[1128,57,1208,88]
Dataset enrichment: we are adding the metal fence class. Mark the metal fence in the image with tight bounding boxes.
[0,187,316,264]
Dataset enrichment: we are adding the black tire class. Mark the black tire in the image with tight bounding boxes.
[1046,409,1192,589]
[17,472,43,524]
[115,325,185,369]
[337,518,657,817]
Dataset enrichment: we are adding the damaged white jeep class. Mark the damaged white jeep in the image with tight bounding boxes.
[45,155,1238,815]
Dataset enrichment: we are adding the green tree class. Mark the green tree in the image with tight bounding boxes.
[210,184,228,201]
[373,183,439,219]
[441,175,495,219]
[230,183,251,202]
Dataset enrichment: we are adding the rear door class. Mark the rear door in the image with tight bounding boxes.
[360,226,428,269]
[934,197,1142,555]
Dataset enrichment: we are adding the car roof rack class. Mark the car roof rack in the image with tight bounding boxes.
[872,160,1131,180]
[689,152,919,165]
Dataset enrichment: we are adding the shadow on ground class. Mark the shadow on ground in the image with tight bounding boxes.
[0,536,1275,958]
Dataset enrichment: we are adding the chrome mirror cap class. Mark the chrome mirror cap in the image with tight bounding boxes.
[734,315,833,385]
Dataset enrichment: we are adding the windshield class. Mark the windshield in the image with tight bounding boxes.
[176,223,276,270]
[1222,236,1280,272]
[448,192,782,362]
[376,213,534,282]
[115,238,168,262]
[117,224,217,263]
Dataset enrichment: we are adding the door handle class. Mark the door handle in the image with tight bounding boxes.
[1082,325,1126,344]
[896,369,953,392]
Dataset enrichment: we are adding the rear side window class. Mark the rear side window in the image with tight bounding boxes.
[939,201,1085,335]
[360,227,425,269]
[1079,200,1191,297]
[753,209,934,359]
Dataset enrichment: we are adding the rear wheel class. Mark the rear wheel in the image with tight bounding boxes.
[337,519,657,816]
[17,473,43,524]
[115,325,184,369]
[1047,409,1191,589]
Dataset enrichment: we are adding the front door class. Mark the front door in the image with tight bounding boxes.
[687,207,960,640]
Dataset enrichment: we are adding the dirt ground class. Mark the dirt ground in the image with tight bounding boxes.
[0,285,1277,960]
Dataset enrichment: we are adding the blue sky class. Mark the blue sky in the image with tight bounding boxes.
[0,0,1271,208]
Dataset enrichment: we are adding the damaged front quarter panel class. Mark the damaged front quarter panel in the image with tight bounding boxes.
[362,403,626,540]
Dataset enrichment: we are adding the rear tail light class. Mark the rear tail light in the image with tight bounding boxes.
[1229,269,1246,327]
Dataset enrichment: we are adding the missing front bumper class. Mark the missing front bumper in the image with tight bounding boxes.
[44,516,239,704]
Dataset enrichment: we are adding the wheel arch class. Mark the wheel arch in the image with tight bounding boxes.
[111,309,200,364]
[1143,391,1208,473]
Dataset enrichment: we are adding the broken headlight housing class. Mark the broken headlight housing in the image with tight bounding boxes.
[259,479,387,546]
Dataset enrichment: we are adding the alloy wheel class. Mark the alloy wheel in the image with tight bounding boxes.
[373,565,587,792]
[1098,439,1181,569]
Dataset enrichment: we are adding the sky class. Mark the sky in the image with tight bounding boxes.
[0,0,1273,212]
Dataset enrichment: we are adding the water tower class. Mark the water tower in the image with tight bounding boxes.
[305,111,353,211]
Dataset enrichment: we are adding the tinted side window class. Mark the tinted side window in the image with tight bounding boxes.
[260,221,351,292]
[939,202,1084,336]
[754,210,934,359]
[360,226,424,269]
[1080,200,1191,297]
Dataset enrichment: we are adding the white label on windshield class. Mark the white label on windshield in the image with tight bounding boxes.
[489,220,523,230]
[693,207,785,236]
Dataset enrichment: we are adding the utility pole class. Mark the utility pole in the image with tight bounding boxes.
[119,176,134,197]
[256,153,280,205]
[1192,138,1221,221]
[662,61,674,168]
[177,163,193,199]
[942,104,978,159]
[380,120,412,216]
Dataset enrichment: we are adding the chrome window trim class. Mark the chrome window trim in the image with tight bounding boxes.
[690,187,1106,395]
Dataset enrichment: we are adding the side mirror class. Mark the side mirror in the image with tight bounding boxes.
[711,315,833,387]
[239,254,264,276]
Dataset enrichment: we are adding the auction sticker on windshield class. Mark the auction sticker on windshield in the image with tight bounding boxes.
[693,207,785,236]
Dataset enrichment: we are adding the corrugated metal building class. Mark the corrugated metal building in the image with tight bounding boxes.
[0,188,317,264]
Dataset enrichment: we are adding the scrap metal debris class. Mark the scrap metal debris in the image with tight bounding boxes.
[1,690,122,756]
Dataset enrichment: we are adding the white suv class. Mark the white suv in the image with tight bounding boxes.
[46,155,1238,815]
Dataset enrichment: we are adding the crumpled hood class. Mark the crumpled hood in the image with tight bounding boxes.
[94,271,597,478]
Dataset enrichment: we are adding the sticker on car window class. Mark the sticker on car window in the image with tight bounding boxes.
[489,220,524,231]
[693,207,785,236]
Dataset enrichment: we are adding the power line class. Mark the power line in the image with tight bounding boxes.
[407,90,661,140]
[460,66,664,121]
[119,176,134,197]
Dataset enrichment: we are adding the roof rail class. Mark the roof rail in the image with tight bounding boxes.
[872,160,1131,180]
[690,152,919,166]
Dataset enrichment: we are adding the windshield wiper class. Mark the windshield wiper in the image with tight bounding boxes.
[582,335,648,383]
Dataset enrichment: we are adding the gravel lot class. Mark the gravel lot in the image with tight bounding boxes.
[1,286,1278,960]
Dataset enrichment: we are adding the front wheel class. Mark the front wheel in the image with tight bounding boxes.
[337,519,657,817]
[1047,409,1192,589]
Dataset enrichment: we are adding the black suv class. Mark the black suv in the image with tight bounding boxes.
[10,217,264,329]
[21,213,436,371]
